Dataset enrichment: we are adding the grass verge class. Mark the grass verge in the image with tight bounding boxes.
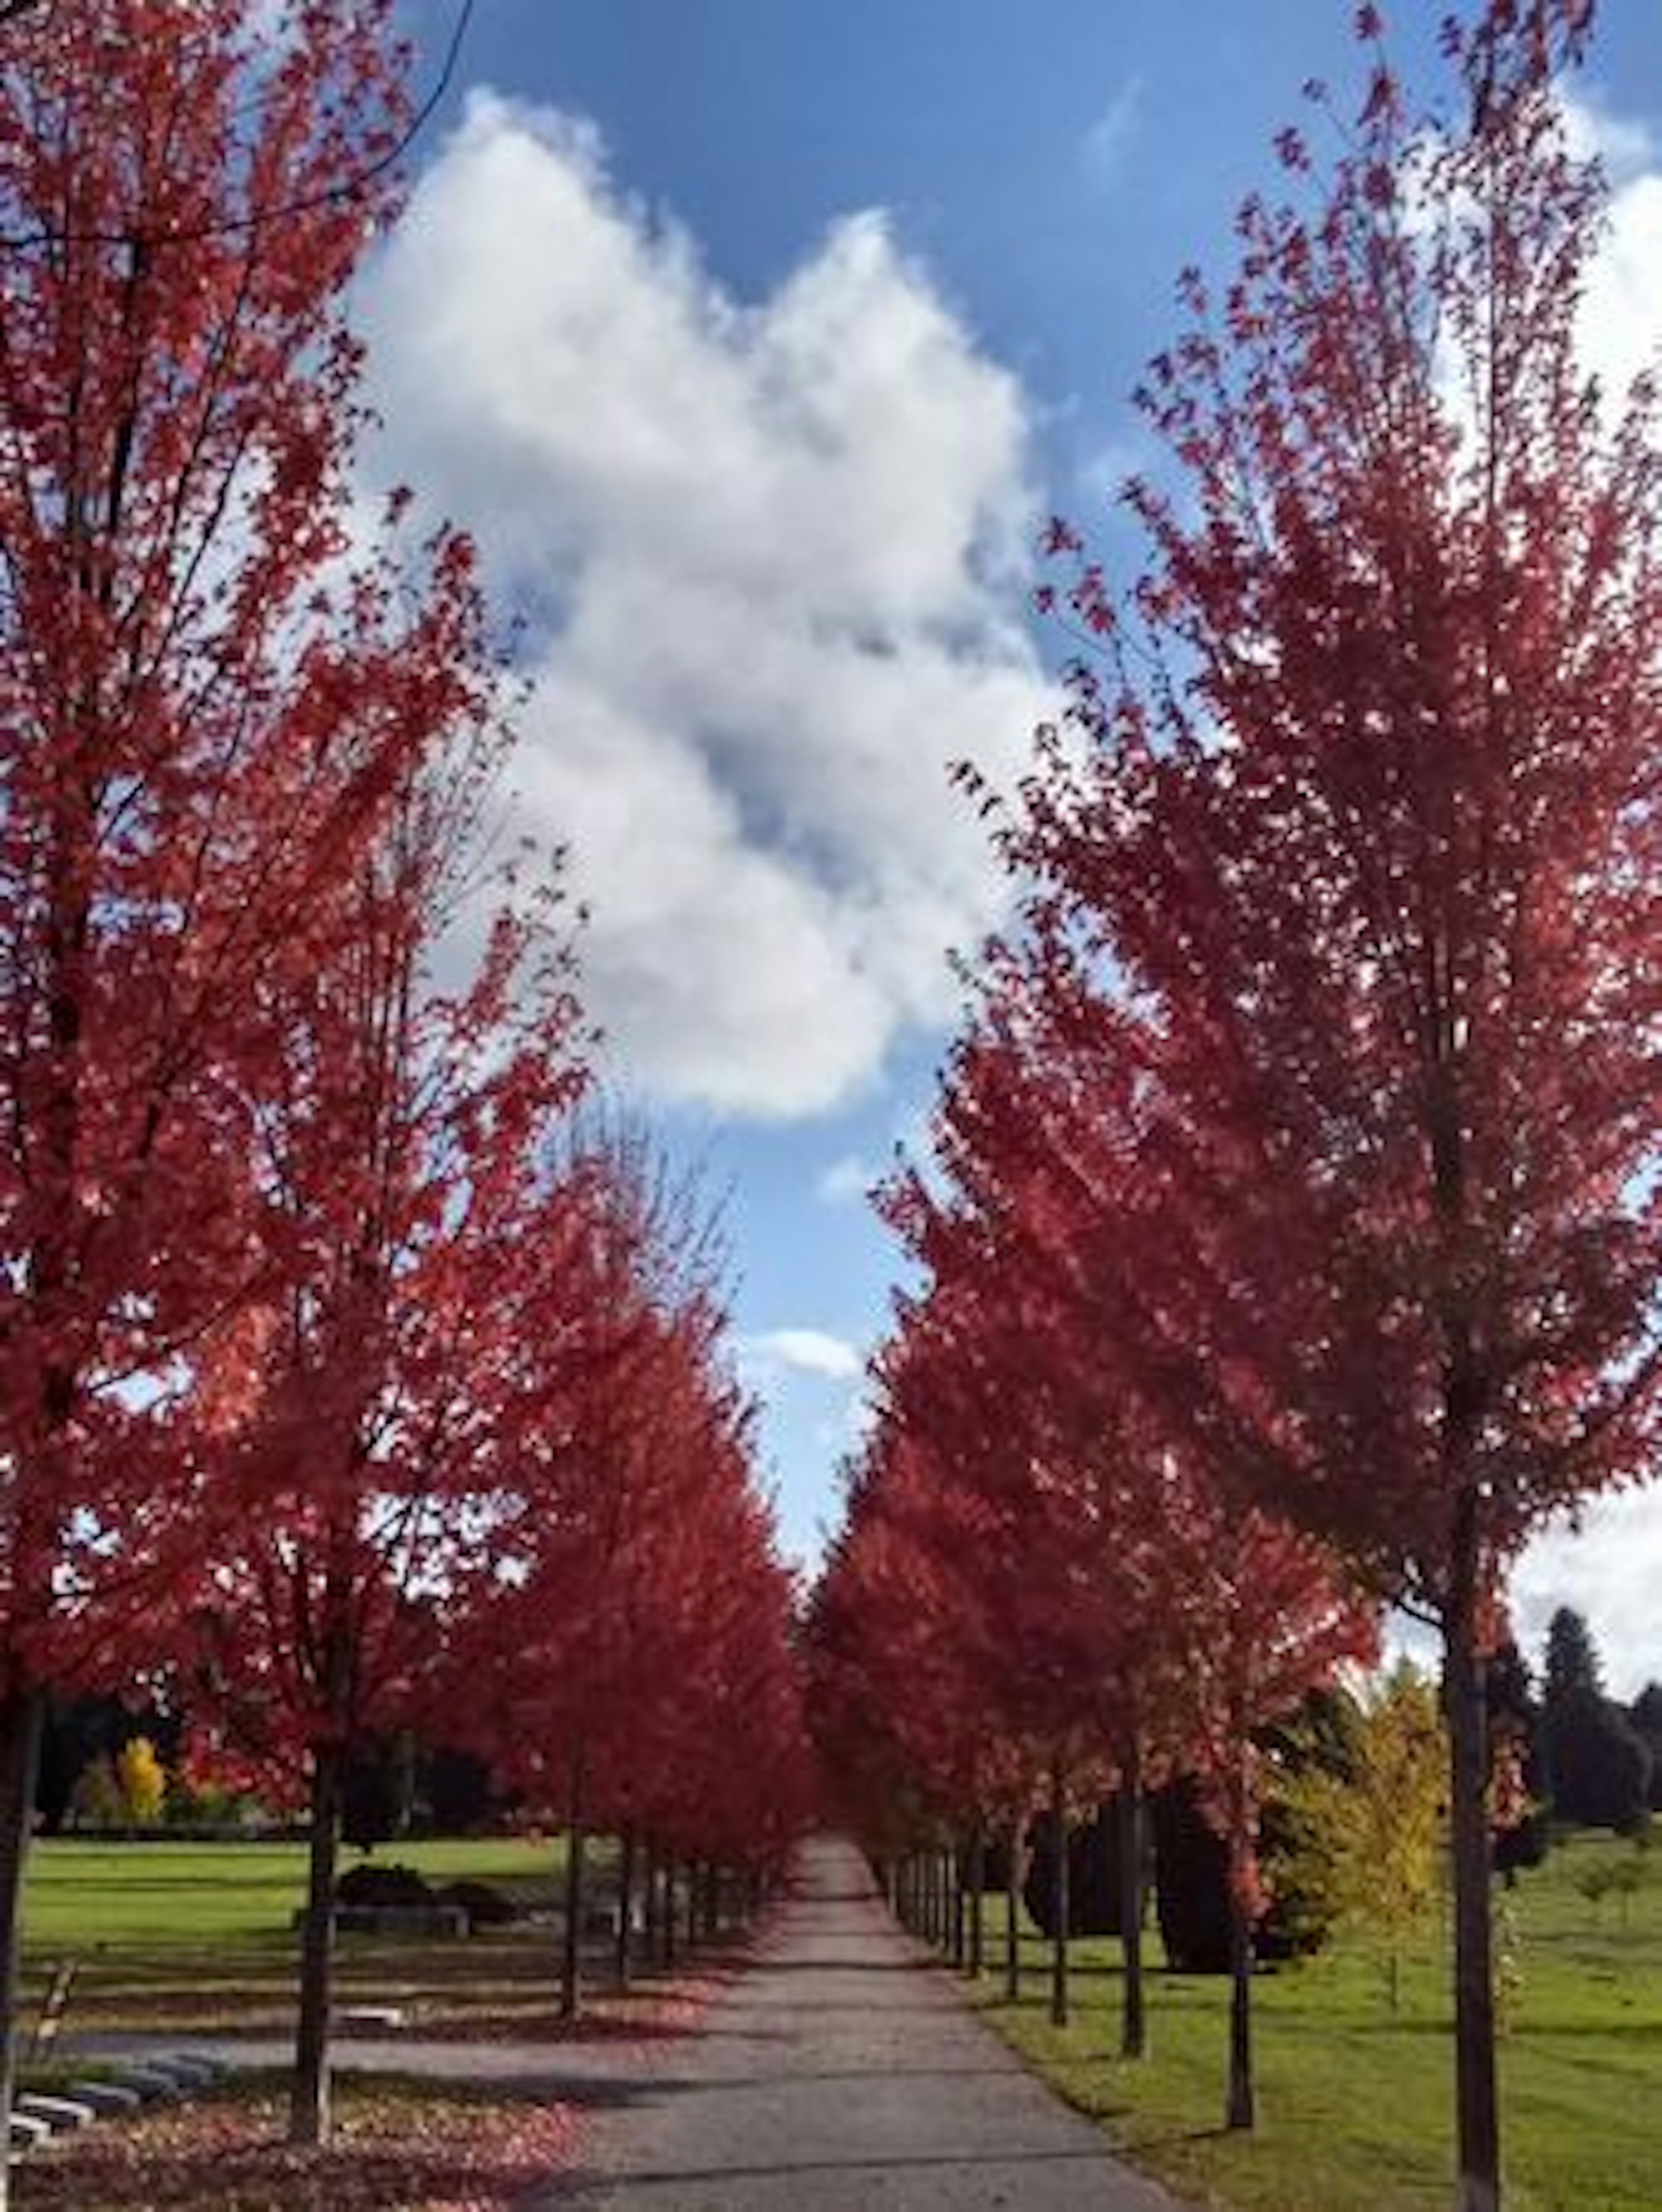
[20,1834,606,2038]
[961,1830,1662,2212]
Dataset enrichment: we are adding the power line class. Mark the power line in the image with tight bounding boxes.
[0,0,476,254]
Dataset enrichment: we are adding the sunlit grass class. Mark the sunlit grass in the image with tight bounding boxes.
[19,1834,586,2036]
[962,1830,1662,2212]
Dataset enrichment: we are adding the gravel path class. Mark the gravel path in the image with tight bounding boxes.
[534,1833,1182,2211]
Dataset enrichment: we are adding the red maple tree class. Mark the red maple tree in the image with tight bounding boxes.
[461,1147,812,2020]
[996,7,1659,2201]
[0,0,487,2168]
[876,993,1378,2093]
[188,752,588,2143]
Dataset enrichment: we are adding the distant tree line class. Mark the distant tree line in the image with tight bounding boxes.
[36,1693,504,1841]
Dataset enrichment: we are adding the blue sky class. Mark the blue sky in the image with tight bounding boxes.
[374,0,1662,1689]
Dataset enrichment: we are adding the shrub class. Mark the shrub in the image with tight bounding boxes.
[435,1880,518,1929]
[335,1862,435,1910]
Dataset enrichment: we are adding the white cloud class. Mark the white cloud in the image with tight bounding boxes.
[1562,89,1662,407]
[1562,83,1655,181]
[1380,1486,1662,1701]
[815,1389,879,1458]
[816,1153,877,1208]
[740,1328,864,1384]
[358,94,1050,1117]
[1513,1488,1662,1702]
[1082,80,1142,184]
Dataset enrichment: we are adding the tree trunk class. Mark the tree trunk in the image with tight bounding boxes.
[1049,1769,1069,2029]
[0,1684,45,2212]
[967,1822,985,1979]
[289,1737,345,2147]
[615,1825,635,1989]
[1005,1818,1022,2002]
[1118,1765,1147,2059]
[684,1857,698,1953]
[560,1817,586,2021]
[950,1842,966,1968]
[642,1834,660,1964]
[702,1860,719,1941]
[662,1858,677,1968]
[1446,1520,1501,2212]
[1226,1884,1255,2131]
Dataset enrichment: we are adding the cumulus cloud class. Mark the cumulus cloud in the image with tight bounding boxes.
[1561,83,1656,182]
[740,1328,865,1385]
[357,95,1049,1117]
[1513,1491,1662,1701]
[1509,94,1662,1699]
[1382,1488,1662,1702]
[1561,89,1662,406]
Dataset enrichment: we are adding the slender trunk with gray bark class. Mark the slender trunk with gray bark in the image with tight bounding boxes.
[615,1825,635,1989]
[966,1821,985,1978]
[1005,1818,1022,2002]
[560,1817,586,2021]
[1049,1770,1069,2029]
[1446,1500,1501,2212]
[642,1833,660,1963]
[1226,1884,1255,2131]
[1118,1766,1147,2059]
[0,1685,45,2212]
[289,1737,345,2147]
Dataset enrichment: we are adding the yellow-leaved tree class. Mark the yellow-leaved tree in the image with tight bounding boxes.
[1277,1662,1447,2012]
[115,1738,167,1829]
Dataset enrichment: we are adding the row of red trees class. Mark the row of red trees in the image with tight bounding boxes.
[0,0,811,2180]
[814,9,1658,2210]
[809,1016,1379,2127]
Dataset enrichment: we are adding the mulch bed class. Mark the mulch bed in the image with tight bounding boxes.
[13,2080,580,2211]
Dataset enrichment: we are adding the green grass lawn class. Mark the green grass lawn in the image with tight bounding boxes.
[963,1830,1662,2212]
[24,1835,563,1951]
[19,1833,587,2038]
[8,1839,643,2209]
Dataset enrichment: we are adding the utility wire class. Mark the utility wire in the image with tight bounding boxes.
[0,0,475,253]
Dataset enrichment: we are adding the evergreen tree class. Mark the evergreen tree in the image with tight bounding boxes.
[1630,1687,1662,1815]
[1541,1609,1652,1833]
[1543,1609,1604,1708]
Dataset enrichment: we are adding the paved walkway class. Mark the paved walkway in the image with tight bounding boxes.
[537,1833,1180,2211]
